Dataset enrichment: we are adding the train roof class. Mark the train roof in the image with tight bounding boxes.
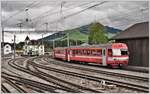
[70,44,112,48]
[54,43,127,49]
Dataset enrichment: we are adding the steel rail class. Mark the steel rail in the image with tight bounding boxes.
[32,59,149,93]
[7,58,82,93]
[44,57,148,82]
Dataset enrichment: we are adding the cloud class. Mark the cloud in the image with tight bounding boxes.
[4,32,53,43]
[1,1,149,42]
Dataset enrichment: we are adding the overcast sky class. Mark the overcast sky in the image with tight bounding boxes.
[1,0,149,43]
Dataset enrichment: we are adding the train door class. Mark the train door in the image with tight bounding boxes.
[66,49,70,62]
[102,48,107,66]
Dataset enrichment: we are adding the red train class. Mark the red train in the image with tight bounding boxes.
[53,43,129,68]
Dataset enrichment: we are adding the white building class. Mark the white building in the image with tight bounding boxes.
[23,36,44,55]
[3,43,12,55]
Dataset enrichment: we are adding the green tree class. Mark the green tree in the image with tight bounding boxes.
[88,22,108,44]
[16,42,24,50]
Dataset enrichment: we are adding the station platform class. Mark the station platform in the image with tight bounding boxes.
[123,66,149,73]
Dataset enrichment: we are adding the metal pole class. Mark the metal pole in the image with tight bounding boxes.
[2,28,4,57]
[53,40,55,49]
[14,35,16,59]
[42,34,43,46]
[45,23,48,32]
[67,33,70,47]
[76,40,78,46]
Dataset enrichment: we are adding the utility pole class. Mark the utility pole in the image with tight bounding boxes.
[53,40,55,49]
[76,40,78,46]
[45,22,48,32]
[67,33,70,47]
[2,27,4,57]
[13,35,16,59]
[42,22,48,47]
[17,22,23,33]
[13,22,22,59]
[41,27,43,46]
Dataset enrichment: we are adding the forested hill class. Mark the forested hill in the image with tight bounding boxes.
[39,23,122,42]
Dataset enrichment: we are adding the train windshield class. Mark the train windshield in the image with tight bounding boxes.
[121,49,128,55]
[112,49,128,56]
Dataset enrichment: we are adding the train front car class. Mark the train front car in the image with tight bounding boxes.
[107,43,129,68]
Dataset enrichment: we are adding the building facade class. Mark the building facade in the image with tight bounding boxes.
[4,43,12,55]
[23,36,44,55]
[111,22,149,67]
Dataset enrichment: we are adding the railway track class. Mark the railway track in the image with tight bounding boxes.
[1,84,11,93]
[3,58,75,93]
[33,57,149,93]
[6,57,103,93]
[7,58,80,93]
[2,57,149,93]
[26,58,104,93]
[2,72,58,93]
[44,57,148,82]
[27,63,105,93]
[3,77,27,93]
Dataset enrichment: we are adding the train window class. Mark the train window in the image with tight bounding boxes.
[84,50,87,55]
[108,49,112,56]
[82,50,84,55]
[112,49,121,56]
[87,50,91,55]
[78,50,82,55]
[78,50,81,55]
[82,50,85,55]
[92,50,97,56]
[97,50,102,56]
[81,50,84,55]
[76,50,78,54]
[121,49,128,55]
[77,50,80,55]
[72,50,74,54]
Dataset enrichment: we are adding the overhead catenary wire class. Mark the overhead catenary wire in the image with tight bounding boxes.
[2,0,43,25]
[31,2,77,21]
[33,1,97,31]
[27,3,76,28]
[50,4,148,32]
[5,14,147,34]
[32,1,95,26]
[36,1,107,28]
[3,1,148,34]
[4,7,148,34]
[13,1,93,30]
